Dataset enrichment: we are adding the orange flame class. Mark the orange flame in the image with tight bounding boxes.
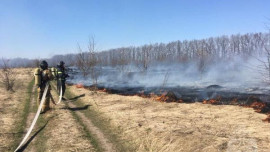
[203,96,222,104]
[203,99,219,104]
[245,101,267,113]
[75,83,84,88]
[263,115,270,122]
[98,88,107,92]
[74,85,270,123]
[153,91,183,103]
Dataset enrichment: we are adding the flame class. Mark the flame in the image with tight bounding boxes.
[242,100,270,122]
[75,83,84,88]
[203,99,219,104]
[74,84,270,123]
[245,101,267,113]
[263,115,270,122]
[99,88,107,92]
[155,92,170,102]
[153,91,183,103]
[203,96,222,104]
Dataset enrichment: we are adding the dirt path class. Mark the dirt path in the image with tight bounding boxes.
[16,81,115,152]
[66,102,115,152]
[16,82,95,151]
[37,85,95,152]
[15,79,47,152]
[47,83,117,152]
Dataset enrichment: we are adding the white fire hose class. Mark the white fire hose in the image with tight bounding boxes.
[14,83,49,152]
[56,81,63,105]
[14,80,63,151]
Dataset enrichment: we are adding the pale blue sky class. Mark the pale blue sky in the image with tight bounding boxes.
[0,0,269,59]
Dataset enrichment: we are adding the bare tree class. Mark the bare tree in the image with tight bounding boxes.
[76,43,91,77]
[88,36,100,89]
[0,59,16,91]
[258,31,270,83]
[136,44,152,72]
[76,36,100,89]
[253,21,270,84]
[71,32,270,80]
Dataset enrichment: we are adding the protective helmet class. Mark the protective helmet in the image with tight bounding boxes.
[59,61,65,67]
[40,60,48,70]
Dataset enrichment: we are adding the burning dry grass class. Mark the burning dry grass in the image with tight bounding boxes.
[69,85,270,152]
[202,97,270,123]
[99,87,270,123]
[263,114,270,122]
[147,91,183,103]
[76,83,84,88]
[0,68,33,151]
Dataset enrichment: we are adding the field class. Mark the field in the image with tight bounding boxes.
[69,85,270,152]
[1,69,270,152]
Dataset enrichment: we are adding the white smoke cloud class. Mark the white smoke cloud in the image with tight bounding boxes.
[68,54,270,95]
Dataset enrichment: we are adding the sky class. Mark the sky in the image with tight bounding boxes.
[0,0,269,59]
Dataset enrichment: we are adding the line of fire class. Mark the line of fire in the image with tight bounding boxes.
[67,64,270,123]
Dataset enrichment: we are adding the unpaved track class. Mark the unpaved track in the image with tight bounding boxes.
[16,81,46,152]
[42,88,95,152]
[50,83,116,152]
[66,102,115,152]
[18,82,115,152]
[18,82,95,151]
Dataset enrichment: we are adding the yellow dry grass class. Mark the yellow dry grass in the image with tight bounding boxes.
[0,68,33,151]
[69,86,270,152]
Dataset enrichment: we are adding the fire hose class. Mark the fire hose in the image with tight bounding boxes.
[56,81,63,105]
[14,83,50,152]
[14,80,63,151]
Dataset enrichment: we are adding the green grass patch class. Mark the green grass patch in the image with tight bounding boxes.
[10,79,34,151]
[64,87,136,152]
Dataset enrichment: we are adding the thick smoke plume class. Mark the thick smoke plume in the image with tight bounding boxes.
[68,54,270,95]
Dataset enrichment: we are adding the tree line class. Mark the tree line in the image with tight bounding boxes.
[1,32,270,69]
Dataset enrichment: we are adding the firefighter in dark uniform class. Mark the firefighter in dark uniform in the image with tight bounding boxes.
[34,60,53,113]
[56,61,69,100]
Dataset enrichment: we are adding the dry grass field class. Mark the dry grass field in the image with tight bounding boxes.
[69,85,270,152]
[0,68,33,151]
[1,68,270,152]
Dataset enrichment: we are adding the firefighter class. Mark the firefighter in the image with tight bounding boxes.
[51,66,57,79]
[34,60,53,113]
[56,61,69,100]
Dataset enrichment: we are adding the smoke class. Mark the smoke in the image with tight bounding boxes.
[68,54,270,95]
